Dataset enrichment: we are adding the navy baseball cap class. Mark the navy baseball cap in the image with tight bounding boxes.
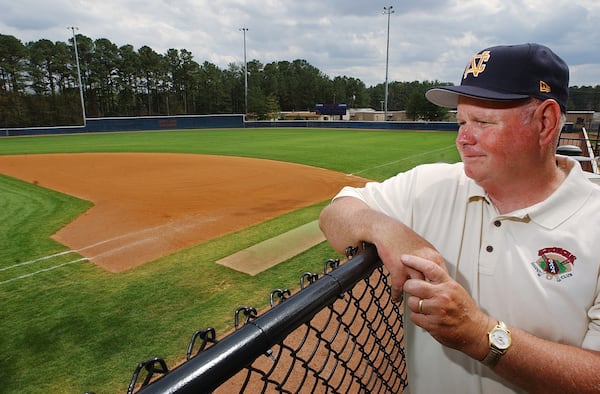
[426,43,569,113]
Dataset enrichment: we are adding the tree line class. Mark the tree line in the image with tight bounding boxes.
[1,33,598,128]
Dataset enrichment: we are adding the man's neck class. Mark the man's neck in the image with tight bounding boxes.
[485,160,570,214]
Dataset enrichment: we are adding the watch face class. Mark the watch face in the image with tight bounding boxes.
[490,328,511,350]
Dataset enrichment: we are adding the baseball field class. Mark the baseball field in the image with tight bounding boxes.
[0,127,459,393]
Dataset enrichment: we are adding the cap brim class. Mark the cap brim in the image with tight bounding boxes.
[425,86,530,108]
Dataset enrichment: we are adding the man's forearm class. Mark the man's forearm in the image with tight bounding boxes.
[492,327,600,393]
[318,196,379,254]
[319,196,444,267]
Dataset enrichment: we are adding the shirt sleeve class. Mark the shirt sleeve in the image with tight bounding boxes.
[582,279,600,350]
[333,162,467,226]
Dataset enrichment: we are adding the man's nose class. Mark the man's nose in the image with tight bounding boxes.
[456,124,476,145]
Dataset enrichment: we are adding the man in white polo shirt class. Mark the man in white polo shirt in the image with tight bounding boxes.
[319,43,600,393]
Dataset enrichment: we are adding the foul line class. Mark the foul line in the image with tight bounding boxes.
[0,215,219,285]
[0,257,88,285]
[1,218,209,273]
[0,250,76,272]
[347,144,456,176]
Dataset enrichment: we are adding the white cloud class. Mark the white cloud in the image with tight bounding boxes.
[0,0,598,87]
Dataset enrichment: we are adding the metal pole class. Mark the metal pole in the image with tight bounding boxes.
[240,27,248,116]
[68,26,86,126]
[383,6,394,121]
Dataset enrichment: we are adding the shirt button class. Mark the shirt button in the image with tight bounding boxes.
[494,220,501,227]
[486,245,494,253]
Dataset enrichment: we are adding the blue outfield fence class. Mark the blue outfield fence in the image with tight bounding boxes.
[1,114,245,137]
[1,114,459,137]
[131,245,408,394]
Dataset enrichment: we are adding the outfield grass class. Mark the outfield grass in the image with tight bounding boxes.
[0,128,459,393]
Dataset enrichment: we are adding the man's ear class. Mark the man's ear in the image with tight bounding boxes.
[535,99,562,148]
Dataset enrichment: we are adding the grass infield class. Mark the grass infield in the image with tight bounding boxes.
[0,128,459,393]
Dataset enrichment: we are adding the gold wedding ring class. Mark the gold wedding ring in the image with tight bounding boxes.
[418,298,424,314]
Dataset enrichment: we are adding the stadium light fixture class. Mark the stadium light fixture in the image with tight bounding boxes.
[383,6,394,121]
[240,27,249,116]
[68,26,86,126]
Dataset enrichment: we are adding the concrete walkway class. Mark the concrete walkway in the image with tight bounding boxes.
[216,220,325,276]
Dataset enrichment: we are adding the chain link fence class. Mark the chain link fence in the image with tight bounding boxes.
[132,245,407,393]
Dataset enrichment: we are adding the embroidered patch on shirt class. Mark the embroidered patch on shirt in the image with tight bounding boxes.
[531,247,576,282]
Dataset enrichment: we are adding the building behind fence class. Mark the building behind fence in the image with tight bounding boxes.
[129,245,407,394]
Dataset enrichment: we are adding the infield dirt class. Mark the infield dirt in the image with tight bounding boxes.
[0,153,367,272]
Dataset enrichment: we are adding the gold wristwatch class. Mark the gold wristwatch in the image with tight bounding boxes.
[481,321,511,367]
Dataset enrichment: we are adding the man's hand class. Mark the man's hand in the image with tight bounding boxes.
[374,227,445,302]
[401,254,492,359]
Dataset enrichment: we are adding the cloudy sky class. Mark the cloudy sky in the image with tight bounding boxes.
[1,0,599,87]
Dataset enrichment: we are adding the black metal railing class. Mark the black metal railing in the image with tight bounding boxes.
[558,127,600,174]
[132,245,407,393]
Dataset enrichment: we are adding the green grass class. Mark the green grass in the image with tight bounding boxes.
[0,128,459,393]
[0,128,458,179]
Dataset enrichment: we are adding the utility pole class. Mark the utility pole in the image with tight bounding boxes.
[240,27,248,116]
[68,26,86,126]
[383,6,394,121]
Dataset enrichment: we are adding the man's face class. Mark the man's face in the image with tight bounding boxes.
[455,96,539,188]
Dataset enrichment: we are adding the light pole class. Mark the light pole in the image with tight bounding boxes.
[68,26,86,126]
[240,27,248,116]
[383,6,394,121]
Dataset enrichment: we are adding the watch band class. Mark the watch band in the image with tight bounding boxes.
[481,344,505,367]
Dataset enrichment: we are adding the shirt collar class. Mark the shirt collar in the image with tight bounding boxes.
[464,157,596,229]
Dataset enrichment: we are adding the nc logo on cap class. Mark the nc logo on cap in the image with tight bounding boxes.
[463,51,491,79]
